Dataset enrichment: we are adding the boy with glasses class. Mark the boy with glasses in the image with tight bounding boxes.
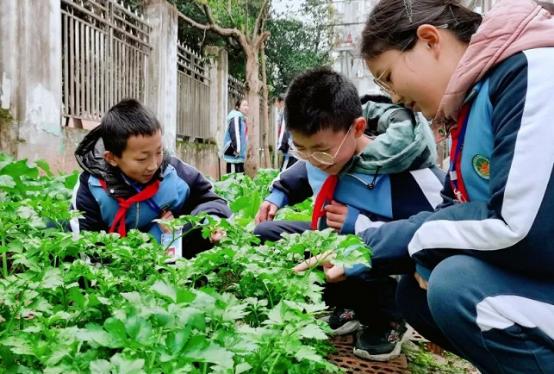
[254,68,444,361]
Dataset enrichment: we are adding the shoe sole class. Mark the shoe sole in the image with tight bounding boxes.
[331,320,361,336]
[352,328,409,362]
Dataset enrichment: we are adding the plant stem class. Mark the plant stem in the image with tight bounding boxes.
[1,235,8,278]
[268,353,282,374]
[263,282,274,308]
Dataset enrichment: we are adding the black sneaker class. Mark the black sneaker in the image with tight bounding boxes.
[353,322,408,361]
[325,307,361,335]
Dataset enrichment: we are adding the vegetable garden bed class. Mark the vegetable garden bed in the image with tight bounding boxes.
[0,154,477,373]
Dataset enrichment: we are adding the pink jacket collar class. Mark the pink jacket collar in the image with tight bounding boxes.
[436,0,554,127]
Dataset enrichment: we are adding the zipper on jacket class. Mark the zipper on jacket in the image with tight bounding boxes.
[135,203,140,228]
[345,167,380,190]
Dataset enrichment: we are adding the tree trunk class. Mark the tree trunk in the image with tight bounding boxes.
[244,50,261,177]
[260,43,271,169]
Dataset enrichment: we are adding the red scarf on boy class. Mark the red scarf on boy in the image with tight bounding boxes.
[99,179,160,237]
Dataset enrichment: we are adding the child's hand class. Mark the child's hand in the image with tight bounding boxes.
[210,228,226,243]
[158,210,174,233]
[293,251,345,283]
[255,201,278,224]
[324,200,348,231]
[293,250,335,272]
[323,263,347,283]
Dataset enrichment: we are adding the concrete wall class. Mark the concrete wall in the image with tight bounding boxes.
[0,0,229,179]
[176,140,221,180]
[144,0,178,153]
[0,0,63,168]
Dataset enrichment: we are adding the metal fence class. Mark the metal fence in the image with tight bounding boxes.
[227,75,245,114]
[61,0,150,121]
[176,42,211,140]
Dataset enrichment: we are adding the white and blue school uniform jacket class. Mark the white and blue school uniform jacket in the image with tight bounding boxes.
[357,50,554,280]
[223,110,247,163]
[71,157,231,242]
[265,159,445,238]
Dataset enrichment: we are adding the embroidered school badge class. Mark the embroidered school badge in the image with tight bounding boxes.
[472,154,490,180]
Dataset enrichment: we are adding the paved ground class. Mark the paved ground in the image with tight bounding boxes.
[328,326,479,374]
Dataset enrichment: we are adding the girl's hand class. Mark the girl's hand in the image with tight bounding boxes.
[293,250,336,272]
[323,263,346,283]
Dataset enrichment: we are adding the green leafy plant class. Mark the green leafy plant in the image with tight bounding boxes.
[0,154,373,373]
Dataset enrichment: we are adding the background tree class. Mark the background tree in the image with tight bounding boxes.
[266,0,334,97]
[127,0,334,174]
[176,0,271,176]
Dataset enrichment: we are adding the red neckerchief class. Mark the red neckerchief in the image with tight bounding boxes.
[448,104,471,202]
[311,175,339,230]
[99,178,160,237]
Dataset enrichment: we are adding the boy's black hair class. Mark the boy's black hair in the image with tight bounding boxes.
[285,67,362,136]
[101,99,162,157]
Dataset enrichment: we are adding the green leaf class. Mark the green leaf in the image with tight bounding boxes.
[90,359,112,374]
[63,172,79,189]
[79,324,113,347]
[41,268,63,289]
[294,345,325,363]
[0,159,38,180]
[235,362,252,374]
[150,280,177,302]
[1,336,34,356]
[45,347,71,366]
[176,288,196,304]
[186,340,234,370]
[298,324,327,340]
[266,303,285,325]
[165,328,190,356]
[125,316,153,345]
[110,354,145,374]
[103,318,127,346]
[35,159,53,177]
[0,175,15,189]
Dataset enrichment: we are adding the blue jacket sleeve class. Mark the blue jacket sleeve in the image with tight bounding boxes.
[354,210,434,276]
[407,51,554,278]
[72,172,108,233]
[265,161,313,208]
[171,158,231,219]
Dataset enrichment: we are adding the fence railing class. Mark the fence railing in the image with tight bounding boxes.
[61,0,150,121]
[176,42,211,140]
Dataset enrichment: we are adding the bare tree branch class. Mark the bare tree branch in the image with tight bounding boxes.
[177,4,249,52]
[253,0,271,40]
[202,3,216,25]
[254,31,270,51]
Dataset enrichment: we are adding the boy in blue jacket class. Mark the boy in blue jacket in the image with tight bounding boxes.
[71,99,231,259]
[255,68,445,361]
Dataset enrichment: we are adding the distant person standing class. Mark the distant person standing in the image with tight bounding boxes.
[223,99,248,173]
[275,95,297,171]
